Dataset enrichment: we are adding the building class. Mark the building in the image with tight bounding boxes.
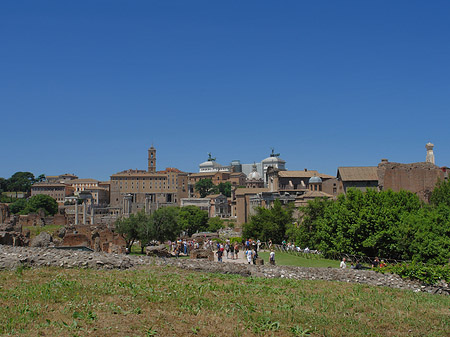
[188,171,246,197]
[206,194,231,218]
[31,182,74,205]
[246,163,264,188]
[377,159,444,202]
[46,173,78,184]
[110,147,189,214]
[199,153,232,173]
[322,166,379,195]
[266,167,334,194]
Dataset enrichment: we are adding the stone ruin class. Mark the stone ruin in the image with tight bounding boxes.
[189,249,214,261]
[62,224,126,254]
[0,213,29,247]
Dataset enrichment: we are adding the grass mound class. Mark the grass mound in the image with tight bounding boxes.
[1,266,449,336]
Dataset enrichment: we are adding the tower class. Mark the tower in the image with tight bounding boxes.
[148,146,156,173]
[425,142,435,165]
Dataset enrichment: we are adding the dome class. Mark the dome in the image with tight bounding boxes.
[262,156,286,164]
[248,170,262,180]
[309,175,322,184]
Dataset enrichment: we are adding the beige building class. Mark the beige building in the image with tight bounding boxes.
[110,147,189,214]
[31,182,74,205]
[266,167,334,194]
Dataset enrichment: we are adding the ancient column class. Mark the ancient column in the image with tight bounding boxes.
[83,201,87,225]
[75,202,78,225]
[90,206,94,225]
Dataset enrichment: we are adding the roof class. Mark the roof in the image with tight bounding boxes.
[189,172,216,178]
[337,167,378,182]
[234,188,269,196]
[111,169,167,177]
[69,178,99,184]
[157,167,184,174]
[296,190,333,199]
[32,182,68,188]
[278,170,334,179]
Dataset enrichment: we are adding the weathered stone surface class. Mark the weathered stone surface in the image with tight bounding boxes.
[189,249,214,261]
[145,244,171,257]
[0,245,448,295]
[57,227,66,239]
[30,232,53,247]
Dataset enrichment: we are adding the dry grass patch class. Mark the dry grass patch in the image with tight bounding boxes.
[0,265,449,336]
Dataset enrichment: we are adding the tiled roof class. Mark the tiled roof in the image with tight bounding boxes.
[337,167,378,182]
[234,188,269,196]
[278,170,335,179]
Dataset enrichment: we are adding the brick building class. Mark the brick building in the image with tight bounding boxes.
[110,147,188,214]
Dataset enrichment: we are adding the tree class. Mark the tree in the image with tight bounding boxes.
[178,206,209,236]
[207,217,224,232]
[430,179,450,207]
[115,211,150,251]
[195,179,216,198]
[0,177,7,193]
[10,198,28,214]
[20,194,58,216]
[146,206,181,243]
[217,182,232,197]
[7,172,35,194]
[243,199,294,243]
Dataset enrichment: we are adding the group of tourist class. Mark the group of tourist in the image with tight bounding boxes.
[340,257,387,269]
[215,239,240,262]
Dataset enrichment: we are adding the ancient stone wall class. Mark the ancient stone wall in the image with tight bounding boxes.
[0,204,9,224]
[378,161,444,202]
[0,245,448,295]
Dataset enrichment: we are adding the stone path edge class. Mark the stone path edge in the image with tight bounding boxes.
[1,245,448,295]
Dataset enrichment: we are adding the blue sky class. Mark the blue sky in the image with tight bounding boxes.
[1,1,449,181]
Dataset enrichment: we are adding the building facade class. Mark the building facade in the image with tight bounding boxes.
[110,147,188,214]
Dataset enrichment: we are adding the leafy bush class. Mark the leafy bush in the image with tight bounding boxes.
[376,262,450,285]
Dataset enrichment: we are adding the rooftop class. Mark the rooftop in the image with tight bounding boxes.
[337,166,378,182]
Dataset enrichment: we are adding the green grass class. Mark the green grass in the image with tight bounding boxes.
[0,266,449,336]
[23,224,63,239]
[258,251,340,268]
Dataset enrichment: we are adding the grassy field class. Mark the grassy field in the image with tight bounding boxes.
[22,224,63,239]
[257,251,339,268]
[1,266,449,336]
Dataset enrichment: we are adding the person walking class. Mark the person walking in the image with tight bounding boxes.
[269,250,275,265]
[340,257,347,269]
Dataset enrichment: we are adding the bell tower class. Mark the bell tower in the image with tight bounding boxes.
[148,146,156,173]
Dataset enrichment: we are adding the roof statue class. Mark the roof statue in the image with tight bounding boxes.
[270,147,280,157]
[207,152,216,162]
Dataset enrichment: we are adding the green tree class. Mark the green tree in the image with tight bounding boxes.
[243,199,294,243]
[286,197,332,248]
[207,216,224,232]
[147,206,181,242]
[115,211,149,251]
[7,172,35,194]
[217,182,232,197]
[0,177,7,193]
[178,206,209,236]
[10,198,28,214]
[195,179,216,198]
[20,194,58,216]
[430,179,450,207]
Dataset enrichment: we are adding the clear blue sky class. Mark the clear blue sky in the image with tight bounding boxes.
[1,1,449,181]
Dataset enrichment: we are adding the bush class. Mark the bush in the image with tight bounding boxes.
[376,262,450,285]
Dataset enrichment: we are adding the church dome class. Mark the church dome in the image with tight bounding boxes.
[248,170,261,180]
[309,175,322,184]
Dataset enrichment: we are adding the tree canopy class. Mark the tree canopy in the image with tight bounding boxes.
[178,205,209,236]
[243,199,294,243]
[12,194,59,216]
[195,179,216,198]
